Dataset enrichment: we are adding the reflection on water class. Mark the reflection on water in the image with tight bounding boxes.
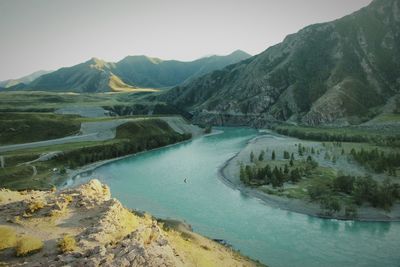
[320,219,340,232]
[344,221,391,235]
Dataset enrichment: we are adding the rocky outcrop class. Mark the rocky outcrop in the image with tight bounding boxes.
[0,180,261,267]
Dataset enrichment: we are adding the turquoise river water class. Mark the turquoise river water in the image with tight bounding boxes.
[69,127,400,267]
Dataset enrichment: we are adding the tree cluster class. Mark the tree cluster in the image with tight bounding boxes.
[240,164,302,188]
[240,155,319,188]
[57,133,191,168]
[350,148,399,175]
[273,126,400,147]
[308,175,400,212]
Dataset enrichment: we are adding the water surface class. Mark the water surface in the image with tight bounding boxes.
[70,127,400,267]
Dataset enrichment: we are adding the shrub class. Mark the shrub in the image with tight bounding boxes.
[0,226,17,250]
[352,176,378,205]
[16,236,43,256]
[283,151,290,159]
[320,196,341,215]
[63,195,73,203]
[59,167,66,175]
[345,204,358,218]
[352,176,399,210]
[308,180,331,200]
[27,200,45,213]
[290,168,301,183]
[58,235,76,253]
[204,125,212,134]
[258,151,265,161]
[333,175,355,194]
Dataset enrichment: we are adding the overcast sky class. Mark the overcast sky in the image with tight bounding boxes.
[0,0,372,80]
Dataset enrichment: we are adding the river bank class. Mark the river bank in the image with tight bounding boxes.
[63,135,197,188]
[0,114,203,190]
[218,131,400,222]
[62,128,223,188]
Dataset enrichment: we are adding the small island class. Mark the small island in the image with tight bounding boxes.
[221,125,400,221]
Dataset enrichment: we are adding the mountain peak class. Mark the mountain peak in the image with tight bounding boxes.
[88,57,105,64]
[87,57,112,70]
[229,50,251,57]
[118,55,163,65]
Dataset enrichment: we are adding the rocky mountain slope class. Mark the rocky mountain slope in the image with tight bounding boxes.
[11,50,250,93]
[161,0,400,126]
[0,179,261,266]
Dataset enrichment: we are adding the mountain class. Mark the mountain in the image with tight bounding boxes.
[18,50,251,93]
[27,58,119,93]
[161,0,400,126]
[0,70,52,88]
[114,50,251,88]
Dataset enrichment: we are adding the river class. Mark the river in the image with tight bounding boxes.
[68,127,400,267]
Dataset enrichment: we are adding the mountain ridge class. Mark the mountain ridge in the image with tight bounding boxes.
[9,50,251,93]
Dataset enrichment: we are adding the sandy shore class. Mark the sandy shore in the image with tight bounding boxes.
[218,131,400,222]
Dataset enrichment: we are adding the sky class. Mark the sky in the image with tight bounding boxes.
[0,0,372,81]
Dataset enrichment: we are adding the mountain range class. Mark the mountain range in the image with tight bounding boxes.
[2,0,399,127]
[161,0,400,126]
[1,50,250,93]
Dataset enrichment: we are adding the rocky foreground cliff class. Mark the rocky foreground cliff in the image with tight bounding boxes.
[0,180,262,267]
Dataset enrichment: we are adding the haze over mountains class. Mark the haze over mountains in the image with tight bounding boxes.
[1,50,250,93]
[162,0,400,126]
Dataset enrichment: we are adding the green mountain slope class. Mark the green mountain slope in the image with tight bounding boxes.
[114,50,250,88]
[162,0,400,126]
[27,58,115,93]
[18,51,250,93]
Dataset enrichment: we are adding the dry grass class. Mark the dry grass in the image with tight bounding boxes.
[0,226,17,250]
[112,209,139,240]
[26,200,45,213]
[16,235,43,256]
[166,229,259,267]
[58,235,76,253]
